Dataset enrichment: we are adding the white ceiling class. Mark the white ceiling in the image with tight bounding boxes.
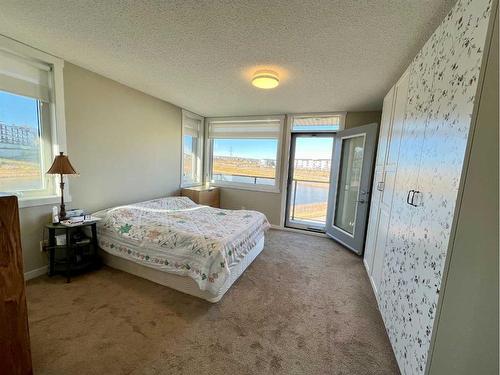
[0,1,455,117]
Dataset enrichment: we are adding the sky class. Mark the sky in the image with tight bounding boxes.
[0,90,39,129]
[213,137,333,160]
[295,137,333,159]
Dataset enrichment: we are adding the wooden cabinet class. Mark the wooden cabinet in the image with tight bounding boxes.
[46,222,100,283]
[0,194,33,374]
[181,186,220,208]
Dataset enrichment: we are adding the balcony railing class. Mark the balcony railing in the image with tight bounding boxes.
[212,173,330,225]
[212,173,274,186]
[289,178,330,224]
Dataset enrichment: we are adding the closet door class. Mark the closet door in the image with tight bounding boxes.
[377,0,493,371]
[376,40,436,372]
[371,70,410,293]
[407,2,494,372]
[363,87,395,275]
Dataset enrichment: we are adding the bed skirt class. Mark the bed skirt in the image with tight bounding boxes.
[99,235,265,303]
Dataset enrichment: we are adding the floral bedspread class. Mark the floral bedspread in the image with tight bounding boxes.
[93,197,269,294]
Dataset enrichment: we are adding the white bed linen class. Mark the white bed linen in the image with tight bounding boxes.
[93,197,269,295]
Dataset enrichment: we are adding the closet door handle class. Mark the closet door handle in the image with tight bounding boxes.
[376,181,385,191]
[410,190,420,207]
[406,190,415,205]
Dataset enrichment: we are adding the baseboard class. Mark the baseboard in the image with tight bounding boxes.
[269,224,328,238]
[363,258,371,274]
[364,262,379,298]
[24,265,48,281]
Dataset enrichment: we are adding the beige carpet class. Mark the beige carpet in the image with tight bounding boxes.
[27,229,399,375]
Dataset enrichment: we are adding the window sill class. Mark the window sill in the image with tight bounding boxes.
[210,182,281,193]
[181,182,203,189]
[18,194,72,209]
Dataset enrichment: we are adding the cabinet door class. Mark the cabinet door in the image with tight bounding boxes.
[386,70,410,167]
[377,23,443,374]
[375,87,396,167]
[408,2,493,371]
[364,87,395,274]
[363,165,384,274]
[371,71,410,292]
[372,0,493,373]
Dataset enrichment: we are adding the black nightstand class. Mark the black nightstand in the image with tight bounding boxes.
[44,222,100,282]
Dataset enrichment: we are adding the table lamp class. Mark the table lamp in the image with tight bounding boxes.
[46,152,78,221]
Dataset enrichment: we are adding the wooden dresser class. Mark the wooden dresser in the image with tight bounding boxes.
[0,194,33,374]
[181,186,220,208]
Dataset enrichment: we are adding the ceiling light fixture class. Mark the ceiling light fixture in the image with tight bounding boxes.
[251,70,279,89]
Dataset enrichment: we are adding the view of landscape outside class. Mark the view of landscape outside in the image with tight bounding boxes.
[0,90,43,193]
[289,137,333,225]
[334,135,365,234]
[210,137,334,225]
[212,139,278,185]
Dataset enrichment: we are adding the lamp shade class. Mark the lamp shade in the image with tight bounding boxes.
[46,152,78,175]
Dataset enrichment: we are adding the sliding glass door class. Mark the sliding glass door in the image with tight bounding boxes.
[285,133,334,230]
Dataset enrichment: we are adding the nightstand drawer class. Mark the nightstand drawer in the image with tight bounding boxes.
[181,186,220,208]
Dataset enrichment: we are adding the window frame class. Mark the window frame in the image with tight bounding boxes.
[278,112,346,226]
[180,109,204,188]
[0,35,68,208]
[290,112,346,133]
[205,115,285,193]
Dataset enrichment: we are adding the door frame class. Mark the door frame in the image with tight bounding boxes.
[325,123,378,254]
[284,132,336,231]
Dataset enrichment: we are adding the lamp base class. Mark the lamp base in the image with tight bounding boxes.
[59,203,67,222]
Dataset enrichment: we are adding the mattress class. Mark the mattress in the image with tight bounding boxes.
[100,235,265,302]
[93,197,269,299]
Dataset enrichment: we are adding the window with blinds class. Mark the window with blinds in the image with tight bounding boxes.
[0,48,56,197]
[291,114,344,132]
[181,110,204,186]
[206,116,284,191]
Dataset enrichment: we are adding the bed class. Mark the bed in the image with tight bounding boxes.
[92,196,269,302]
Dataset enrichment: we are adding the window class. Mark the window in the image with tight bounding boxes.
[206,116,284,191]
[0,36,67,206]
[181,110,204,186]
[291,113,345,132]
[0,92,50,193]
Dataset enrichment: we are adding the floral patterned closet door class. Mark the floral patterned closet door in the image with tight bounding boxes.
[377,0,494,374]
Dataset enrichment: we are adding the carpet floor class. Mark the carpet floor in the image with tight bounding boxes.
[27,229,399,375]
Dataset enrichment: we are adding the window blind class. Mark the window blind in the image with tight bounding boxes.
[183,115,203,137]
[292,115,341,132]
[0,49,51,102]
[208,118,282,139]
